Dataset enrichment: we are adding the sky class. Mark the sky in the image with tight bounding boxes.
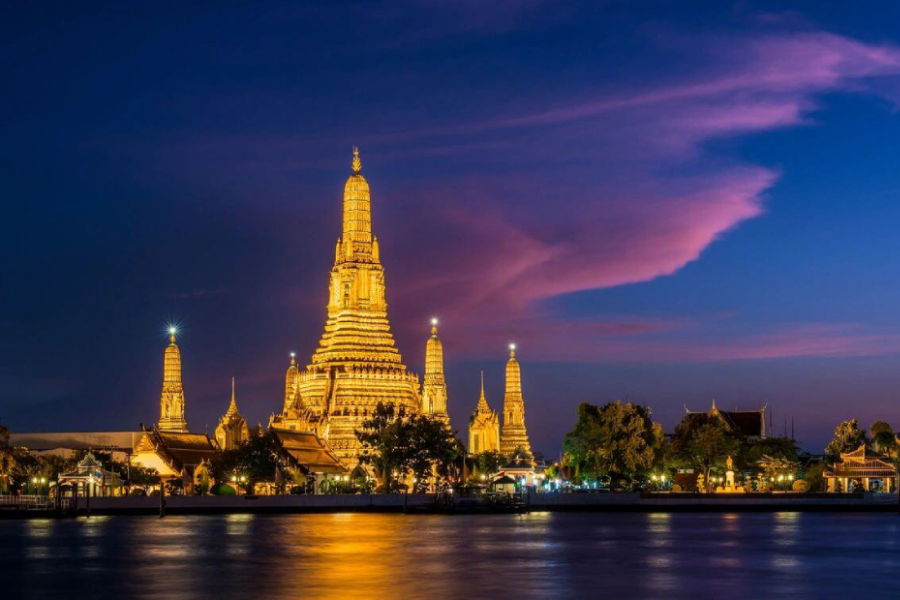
[3,0,900,456]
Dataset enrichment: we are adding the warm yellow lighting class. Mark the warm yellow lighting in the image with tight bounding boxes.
[431,317,438,326]
[509,343,516,351]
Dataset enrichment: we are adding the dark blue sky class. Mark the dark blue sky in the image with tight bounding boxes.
[3,1,900,455]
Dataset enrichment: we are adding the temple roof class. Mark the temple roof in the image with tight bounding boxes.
[686,401,766,438]
[272,428,346,474]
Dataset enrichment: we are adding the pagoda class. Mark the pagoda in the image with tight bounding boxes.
[421,318,449,422]
[158,328,188,433]
[499,345,532,459]
[276,148,421,465]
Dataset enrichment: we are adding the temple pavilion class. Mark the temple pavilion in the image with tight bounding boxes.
[825,445,897,493]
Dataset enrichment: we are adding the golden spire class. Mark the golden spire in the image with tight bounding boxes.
[159,327,188,433]
[476,371,490,412]
[425,318,444,379]
[226,377,239,416]
[340,146,373,263]
[501,343,531,459]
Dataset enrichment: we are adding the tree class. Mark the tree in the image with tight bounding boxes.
[563,401,665,482]
[473,450,506,480]
[355,402,462,493]
[825,419,868,458]
[741,437,800,474]
[671,414,740,484]
[870,421,897,454]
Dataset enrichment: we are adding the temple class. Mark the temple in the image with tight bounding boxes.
[272,148,422,466]
[500,345,532,458]
[215,378,250,450]
[684,400,767,441]
[421,318,449,422]
[468,372,501,454]
[158,328,188,433]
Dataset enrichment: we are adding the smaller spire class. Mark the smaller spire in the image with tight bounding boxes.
[431,317,438,335]
[168,325,178,344]
[509,343,516,358]
[290,352,297,367]
[227,377,239,415]
[352,146,362,173]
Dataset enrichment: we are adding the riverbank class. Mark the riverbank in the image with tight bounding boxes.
[3,492,898,517]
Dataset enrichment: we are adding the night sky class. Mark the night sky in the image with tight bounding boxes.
[4,1,900,456]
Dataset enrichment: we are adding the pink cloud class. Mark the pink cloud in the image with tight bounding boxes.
[378,31,900,360]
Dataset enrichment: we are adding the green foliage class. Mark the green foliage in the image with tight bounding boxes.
[563,401,665,481]
[741,437,800,474]
[671,414,741,480]
[804,462,826,493]
[473,450,506,478]
[210,429,281,491]
[355,402,463,493]
[125,463,160,489]
[825,419,868,458]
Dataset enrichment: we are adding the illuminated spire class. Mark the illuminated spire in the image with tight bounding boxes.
[283,353,299,413]
[501,343,531,460]
[340,146,373,263]
[422,318,448,420]
[159,329,188,433]
[476,371,490,412]
[225,377,239,416]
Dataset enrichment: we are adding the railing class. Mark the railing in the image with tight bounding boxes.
[0,495,71,511]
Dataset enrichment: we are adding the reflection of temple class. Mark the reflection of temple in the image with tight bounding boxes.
[500,345,532,458]
[825,445,897,493]
[468,372,500,453]
[684,400,767,440]
[215,378,250,450]
[272,149,440,466]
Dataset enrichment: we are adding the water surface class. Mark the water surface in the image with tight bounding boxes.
[2,512,899,599]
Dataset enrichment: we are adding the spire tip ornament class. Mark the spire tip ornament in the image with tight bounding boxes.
[351,146,362,173]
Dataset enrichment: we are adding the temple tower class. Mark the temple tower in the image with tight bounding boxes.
[468,372,500,454]
[421,318,449,422]
[158,328,188,433]
[500,344,532,458]
[215,378,250,450]
[291,148,421,465]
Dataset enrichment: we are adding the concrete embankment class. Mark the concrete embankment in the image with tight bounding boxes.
[48,492,900,516]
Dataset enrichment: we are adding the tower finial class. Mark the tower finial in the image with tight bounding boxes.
[431,317,438,335]
[290,351,296,366]
[352,146,362,173]
[509,343,516,358]
[168,325,177,343]
[481,370,484,395]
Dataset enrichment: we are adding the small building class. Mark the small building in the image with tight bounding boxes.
[825,445,896,493]
[271,428,347,494]
[131,426,217,494]
[685,400,767,440]
[58,453,125,498]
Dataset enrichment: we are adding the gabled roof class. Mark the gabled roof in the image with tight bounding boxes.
[826,445,896,478]
[137,427,216,474]
[686,401,766,437]
[272,428,346,474]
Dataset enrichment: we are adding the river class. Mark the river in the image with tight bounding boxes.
[2,512,899,598]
